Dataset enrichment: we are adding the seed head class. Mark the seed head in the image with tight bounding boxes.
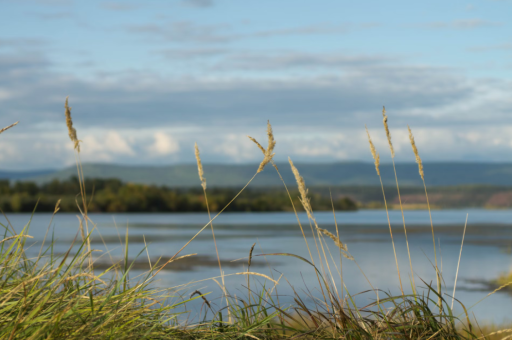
[0,121,18,135]
[289,157,314,220]
[251,121,276,173]
[194,143,206,190]
[248,242,256,267]
[65,97,80,152]
[382,106,394,158]
[365,126,380,176]
[408,125,424,181]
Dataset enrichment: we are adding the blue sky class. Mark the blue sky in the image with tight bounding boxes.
[0,0,511,169]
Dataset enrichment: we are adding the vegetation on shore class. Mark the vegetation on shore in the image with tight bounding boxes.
[6,177,512,213]
[1,102,511,339]
[0,177,357,213]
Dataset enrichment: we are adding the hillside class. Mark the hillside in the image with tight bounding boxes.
[12,161,512,188]
[0,169,55,181]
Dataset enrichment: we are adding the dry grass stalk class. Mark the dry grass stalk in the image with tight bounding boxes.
[382,106,394,158]
[235,272,278,284]
[54,199,61,214]
[0,121,18,135]
[247,242,257,304]
[194,143,207,190]
[247,136,265,154]
[194,143,228,318]
[316,228,353,260]
[190,290,213,311]
[365,126,404,293]
[248,242,256,267]
[483,329,512,337]
[251,133,318,300]
[381,108,416,295]
[451,214,468,310]
[288,157,334,309]
[288,157,313,220]
[248,134,281,174]
[64,98,90,269]
[0,235,33,245]
[408,125,439,304]
[64,97,80,152]
[316,228,348,252]
[365,126,380,176]
[252,121,276,173]
[408,126,424,181]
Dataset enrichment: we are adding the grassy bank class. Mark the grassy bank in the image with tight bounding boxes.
[1,104,510,339]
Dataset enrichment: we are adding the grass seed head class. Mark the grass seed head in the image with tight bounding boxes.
[408,125,424,181]
[194,143,207,190]
[247,136,266,154]
[382,106,394,158]
[0,121,18,135]
[289,157,314,220]
[317,227,353,260]
[256,120,276,173]
[54,199,61,214]
[248,242,256,267]
[64,97,80,152]
[365,126,380,176]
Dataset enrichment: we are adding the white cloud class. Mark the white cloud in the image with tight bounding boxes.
[104,131,134,155]
[212,134,257,161]
[76,131,135,162]
[149,132,180,155]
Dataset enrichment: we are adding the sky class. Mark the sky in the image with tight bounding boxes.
[0,0,511,170]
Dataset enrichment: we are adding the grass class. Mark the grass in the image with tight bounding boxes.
[1,103,511,339]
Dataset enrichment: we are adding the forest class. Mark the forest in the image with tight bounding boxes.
[0,177,357,213]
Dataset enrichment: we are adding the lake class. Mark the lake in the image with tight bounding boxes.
[3,209,512,324]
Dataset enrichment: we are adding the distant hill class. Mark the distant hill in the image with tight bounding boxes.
[0,169,55,181]
[14,162,512,188]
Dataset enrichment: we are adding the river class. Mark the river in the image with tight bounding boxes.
[4,209,512,324]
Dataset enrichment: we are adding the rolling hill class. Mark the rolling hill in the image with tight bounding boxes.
[0,169,56,181]
[11,162,512,188]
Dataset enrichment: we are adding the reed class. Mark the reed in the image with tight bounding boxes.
[288,157,333,308]
[408,125,440,301]
[382,107,416,294]
[366,126,403,295]
[248,135,316,263]
[195,143,228,320]
[64,97,92,271]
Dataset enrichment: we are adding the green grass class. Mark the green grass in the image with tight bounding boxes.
[0,214,489,339]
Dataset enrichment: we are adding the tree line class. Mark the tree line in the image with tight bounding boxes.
[0,177,357,213]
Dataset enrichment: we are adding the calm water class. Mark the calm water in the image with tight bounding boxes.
[3,209,512,323]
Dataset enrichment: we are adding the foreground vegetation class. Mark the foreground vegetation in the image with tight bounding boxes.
[0,226,493,339]
[1,103,510,339]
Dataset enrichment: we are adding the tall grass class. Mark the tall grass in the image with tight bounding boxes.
[0,104,510,339]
